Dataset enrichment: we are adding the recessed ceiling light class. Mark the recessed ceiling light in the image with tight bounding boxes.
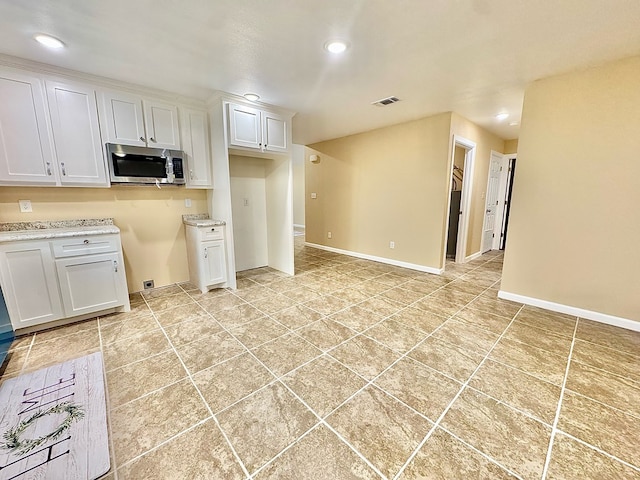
[243,93,260,102]
[324,40,349,54]
[509,121,519,126]
[495,112,509,121]
[34,34,65,49]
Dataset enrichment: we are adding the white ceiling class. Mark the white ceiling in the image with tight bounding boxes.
[1,0,640,145]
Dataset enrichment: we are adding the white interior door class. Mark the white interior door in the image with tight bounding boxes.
[482,151,503,252]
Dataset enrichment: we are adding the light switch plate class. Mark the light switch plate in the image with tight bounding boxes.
[19,200,32,213]
[184,198,192,208]
[311,192,317,199]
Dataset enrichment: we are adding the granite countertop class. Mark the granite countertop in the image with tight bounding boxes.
[182,214,226,227]
[0,219,120,243]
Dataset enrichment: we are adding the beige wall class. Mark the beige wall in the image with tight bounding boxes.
[501,55,640,321]
[0,187,208,293]
[307,112,453,269]
[503,139,519,154]
[292,144,306,227]
[449,113,505,256]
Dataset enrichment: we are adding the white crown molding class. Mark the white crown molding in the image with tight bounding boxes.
[0,53,207,107]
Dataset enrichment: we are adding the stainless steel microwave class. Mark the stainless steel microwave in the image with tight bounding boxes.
[106,143,186,185]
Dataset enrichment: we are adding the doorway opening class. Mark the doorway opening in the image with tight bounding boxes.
[444,135,476,266]
[498,156,517,250]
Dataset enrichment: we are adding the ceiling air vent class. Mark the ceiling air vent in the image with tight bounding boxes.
[372,96,401,107]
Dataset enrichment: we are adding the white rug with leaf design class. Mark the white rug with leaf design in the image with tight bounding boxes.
[0,352,109,479]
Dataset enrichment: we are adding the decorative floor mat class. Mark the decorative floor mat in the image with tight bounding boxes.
[0,352,109,479]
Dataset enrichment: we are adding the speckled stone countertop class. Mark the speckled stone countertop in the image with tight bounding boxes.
[182,214,226,227]
[0,218,119,243]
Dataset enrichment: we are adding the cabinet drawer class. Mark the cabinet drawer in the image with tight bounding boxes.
[199,226,224,241]
[52,235,119,258]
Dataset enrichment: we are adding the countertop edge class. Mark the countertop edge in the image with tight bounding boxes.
[0,225,121,243]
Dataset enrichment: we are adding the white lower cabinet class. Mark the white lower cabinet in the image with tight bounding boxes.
[202,241,226,286]
[0,241,64,328]
[185,224,228,293]
[0,233,130,331]
[56,252,127,317]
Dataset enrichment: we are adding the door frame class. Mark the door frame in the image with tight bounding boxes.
[481,150,504,253]
[443,135,476,266]
[492,153,517,250]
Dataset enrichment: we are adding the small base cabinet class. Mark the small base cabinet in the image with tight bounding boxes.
[185,224,228,293]
[0,241,64,327]
[0,232,130,331]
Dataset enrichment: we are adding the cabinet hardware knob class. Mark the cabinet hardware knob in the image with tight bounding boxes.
[61,162,66,176]
[83,239,89,244]
[150,137,156,143]
[46,162,52,176]
[140,136,146,142]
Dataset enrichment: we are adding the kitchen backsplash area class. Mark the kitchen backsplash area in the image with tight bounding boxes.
[0,186,207,292]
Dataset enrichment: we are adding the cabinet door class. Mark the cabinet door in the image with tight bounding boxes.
[181,108,212,188]
[46,80,108,186]
[55,252,127,317]
[0,68,57,185]
[100,91,146,147]
[228,103,261,150]
[144,101,180,149]
[203,241,227,286]
[0,242,63,329]
[263,111,288,153]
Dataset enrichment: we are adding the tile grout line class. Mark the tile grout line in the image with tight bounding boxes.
[540,317,579,479]
[252,273,508,478]
[437,425,524,479]
[392,304,525,480]
[97,316,119,480]
[191,288,388,479]
[139,290,253,480]
[108,252,506,478]
[114,417,211,472]
[553,429,640,473]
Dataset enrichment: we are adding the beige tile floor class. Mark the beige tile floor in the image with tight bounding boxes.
[2,237,640,479]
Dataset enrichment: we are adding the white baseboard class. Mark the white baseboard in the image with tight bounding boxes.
[465,251,483,262]
[293,224,306,230]
[498,290,640,332]
[305,242,443,275]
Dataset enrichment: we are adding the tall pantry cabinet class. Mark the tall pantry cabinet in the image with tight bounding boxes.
[208,95,295,286]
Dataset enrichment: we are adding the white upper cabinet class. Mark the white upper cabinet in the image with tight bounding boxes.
[100,91,146,147]
[144,101,180,149]
[227,103,289,153]
[181,108,212,188]
[228,103,262,150]
[262,111,288,153]
[0,68,57,185]
[46,80,108,186]
[100,91,180,149]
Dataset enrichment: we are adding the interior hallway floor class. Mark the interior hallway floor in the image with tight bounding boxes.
[2,237,640,479]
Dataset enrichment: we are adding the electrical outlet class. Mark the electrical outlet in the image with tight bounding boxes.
[243,198,249,207]
[143,280,154,289]
[389,241,395,249]
[184,198,192,208]
[327,231,332,239]
[19,200,32,213]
